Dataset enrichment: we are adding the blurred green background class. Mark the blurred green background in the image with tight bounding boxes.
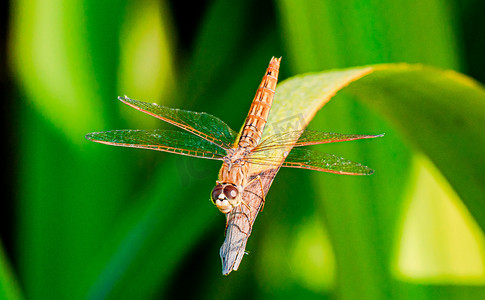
[2,0,485,299]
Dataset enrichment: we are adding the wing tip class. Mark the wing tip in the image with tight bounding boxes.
[360,133,385,140]
[85,132,97,141]
[364,168,375,175]
[118,95,134,106]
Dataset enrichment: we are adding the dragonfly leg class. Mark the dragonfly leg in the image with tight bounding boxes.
[239,199,251,211]
[246,175,266,211]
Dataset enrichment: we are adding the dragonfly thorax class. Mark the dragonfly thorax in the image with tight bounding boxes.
[223,147,251,171]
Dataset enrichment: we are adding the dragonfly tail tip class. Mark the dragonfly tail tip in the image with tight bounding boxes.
[270,56,282,64]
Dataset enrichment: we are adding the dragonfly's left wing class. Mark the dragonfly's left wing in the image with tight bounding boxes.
[119,96,238,149]
[282,148,374,175]
[247,130,382,173]
[86,129,226,160]
[247,147,374,175]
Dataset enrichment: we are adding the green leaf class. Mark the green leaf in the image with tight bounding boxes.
[267,63,485,234]
[255,64,485,299]
[346,65,485,230]
[271,1,473,299]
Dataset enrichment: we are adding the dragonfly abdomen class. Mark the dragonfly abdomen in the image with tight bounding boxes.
[237,57,281,149]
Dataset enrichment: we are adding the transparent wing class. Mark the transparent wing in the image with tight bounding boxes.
[282,148,374,175]
[119,96,238,149]
[85,129,226,160]
[254,130,384,151]
[246,130,381,174]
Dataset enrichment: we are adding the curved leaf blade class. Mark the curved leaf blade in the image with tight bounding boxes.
[263,63,485,231]
[348,66,485,230]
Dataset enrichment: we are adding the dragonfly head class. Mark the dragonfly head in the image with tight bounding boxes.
[211,183,240,214]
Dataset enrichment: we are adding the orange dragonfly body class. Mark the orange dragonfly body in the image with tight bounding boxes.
[86,56,383,274]
[86,57,382,214]
[212,57,280,213]
[86,57,383,274]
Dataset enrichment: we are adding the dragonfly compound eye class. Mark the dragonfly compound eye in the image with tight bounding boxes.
[223,185,238,200]
[211,184,224,203]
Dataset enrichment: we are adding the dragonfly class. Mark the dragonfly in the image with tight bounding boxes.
[86,57,382,215]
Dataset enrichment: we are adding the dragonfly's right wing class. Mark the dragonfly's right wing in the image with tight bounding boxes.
[85,129,226,160]
[119,96,238,149]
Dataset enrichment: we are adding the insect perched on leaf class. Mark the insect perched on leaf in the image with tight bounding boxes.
[86,57,383,274]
